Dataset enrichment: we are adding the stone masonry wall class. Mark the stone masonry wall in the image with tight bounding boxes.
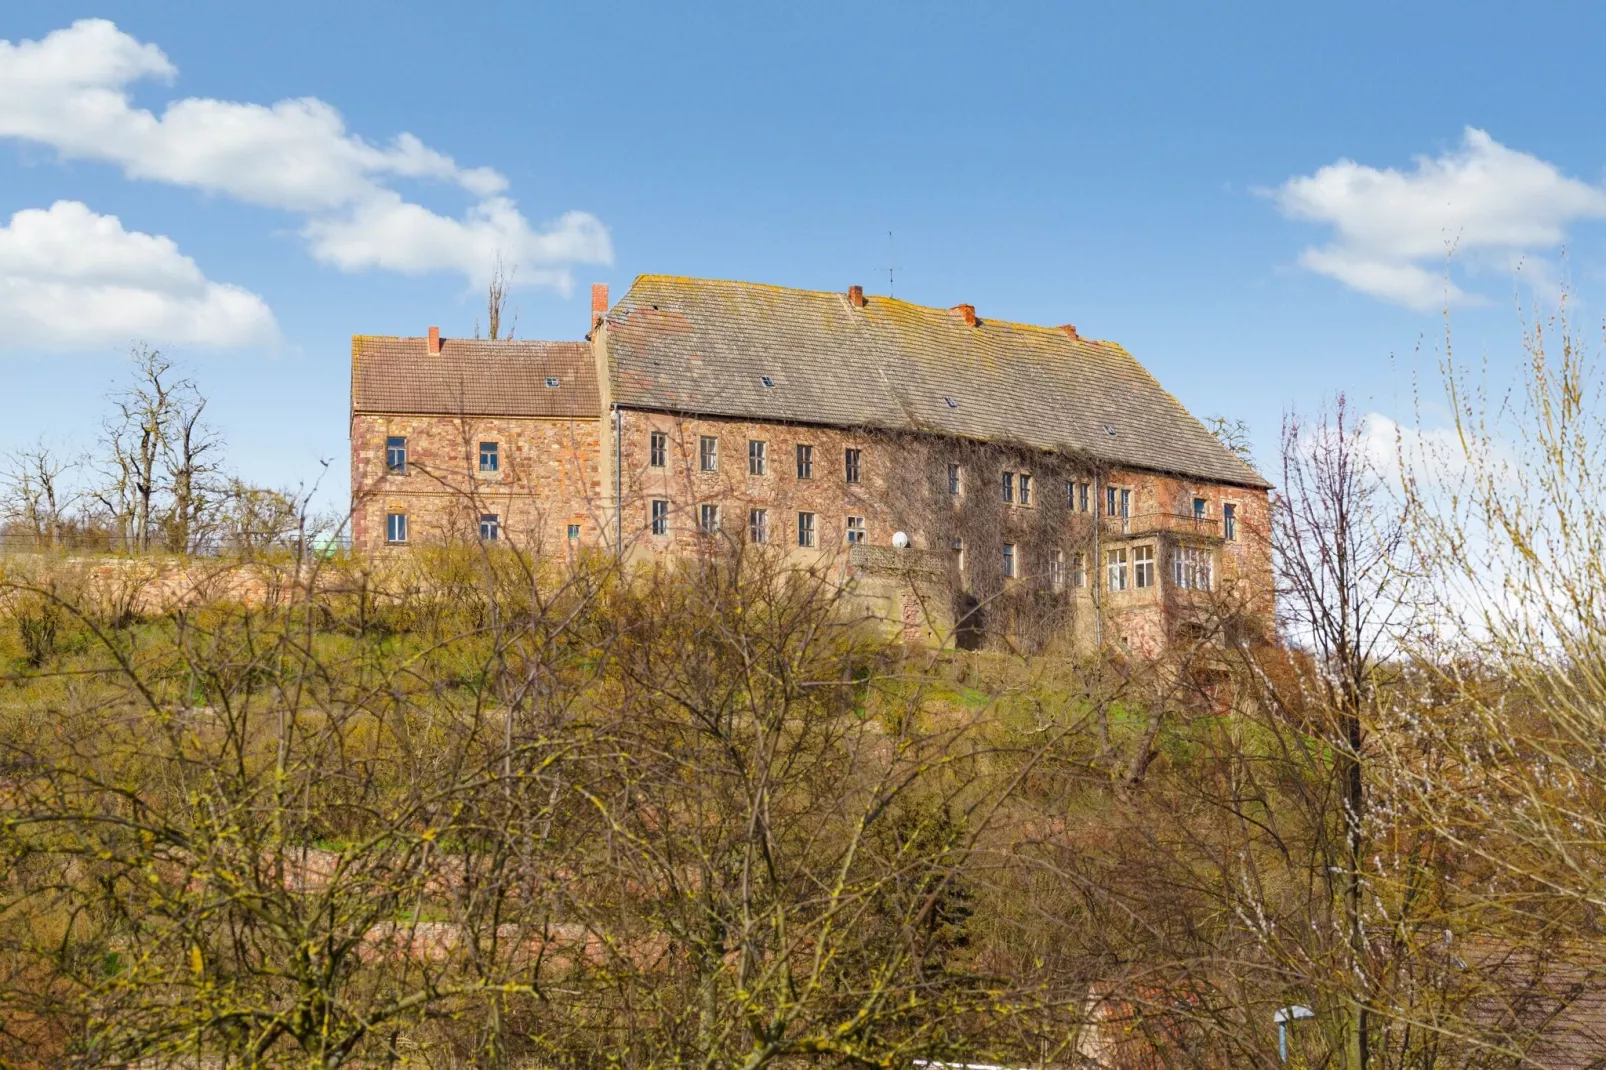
[350,413,604,553]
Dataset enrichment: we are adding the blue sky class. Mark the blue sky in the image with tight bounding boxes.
[4,2,1606,506]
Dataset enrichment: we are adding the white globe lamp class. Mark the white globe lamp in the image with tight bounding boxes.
[891,531,910,549]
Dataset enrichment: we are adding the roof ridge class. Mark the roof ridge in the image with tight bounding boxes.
[629,274,1128,342]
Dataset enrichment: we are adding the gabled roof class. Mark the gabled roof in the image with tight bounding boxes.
[602,276,1269,489]
[350,336,599,419]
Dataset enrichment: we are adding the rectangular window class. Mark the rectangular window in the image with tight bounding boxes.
[1105,485,1116,516]
[1175,547,1214,591]
[1066,480,1076,508]
[796,443,814,479]
[1134,545,1155,588]
[748,439,767,476]
[1051,549,1065,591]
[1072,552,1086,588]
[1107,548,1128,592]
[844,448,862,484]
[1105,486,1131,517]
[699,504,720,533]
[650,431,667,468]
[1003,542,1017,578]
[568,523,581,539]
[651,499,669,536]
[797,511,816,547]
[479,513,499,541]
[1122,488,1130,517]
[1018,472,1032,506]
[749,507,768,544]
[479,441,499,472]
[699,435,718,472]
[948,462,962,496]
[1193,497,1208,521]
[953,536,965,574]
[1223,503,1237,541]
[385,436,407,474]
[1079,482,1090,512]
[846,516,866,544]
[385,512,408,544]
[1001,471,1014,503]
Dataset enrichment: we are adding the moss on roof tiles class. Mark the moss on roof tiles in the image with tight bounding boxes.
[604,275,1269,488]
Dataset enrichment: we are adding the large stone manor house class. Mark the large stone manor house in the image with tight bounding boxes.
[350,276,1272,655]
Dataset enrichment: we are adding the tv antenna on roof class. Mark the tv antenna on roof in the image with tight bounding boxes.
[887,230,897,297]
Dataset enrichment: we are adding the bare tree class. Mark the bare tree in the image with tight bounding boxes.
[95,346,216,553]
[485,253,516,341]
[1275,395,1419,1069]
[159,390,224,553]
[1205,414,1256,468]
[0,439,81,549]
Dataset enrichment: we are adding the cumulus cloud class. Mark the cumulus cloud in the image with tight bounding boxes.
[1269,128,1606,309]
[0,19,610,288]
[0,200,277,350]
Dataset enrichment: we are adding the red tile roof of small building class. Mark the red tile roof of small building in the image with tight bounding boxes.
[350,336,599,419]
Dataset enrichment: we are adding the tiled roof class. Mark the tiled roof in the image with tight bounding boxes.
[351,337,599,419]
[602,276,1270,489]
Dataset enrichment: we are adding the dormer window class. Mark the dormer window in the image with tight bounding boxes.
[545,377,560,388]
[760,375,776,389]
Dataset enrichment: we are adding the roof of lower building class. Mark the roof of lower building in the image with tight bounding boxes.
[350,336,598,418]
[602,276,1269,489]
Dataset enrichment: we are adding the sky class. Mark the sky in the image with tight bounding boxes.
[4,2,1606,508]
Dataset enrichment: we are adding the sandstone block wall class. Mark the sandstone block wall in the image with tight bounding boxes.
[350,413,604,553]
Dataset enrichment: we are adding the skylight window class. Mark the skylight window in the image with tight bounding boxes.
[1104,423,1118,436]
[943,396,959,409]
[760,375,776,389]
[545,377,560,388]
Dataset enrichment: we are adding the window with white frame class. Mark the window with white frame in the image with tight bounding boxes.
[1051,548,1065,591]
[1133,545,1154,588]
[651,499,669,536]
[699,435,718,472]
[749,439,767,475]
[479,441,499,472]
[1174,546,1213,590]
[844,448,862,484]
[846,516,865,544]
[796,443,814,479]
[1018,472,1032,506]
[1072,551,1086,588]
[1193,497,1208,521]
[386,512,408,543]
[1223,502,1237,541]
[1106,548,1129,591]
[479,513,499,541]
[797,511,816,547]
[385,436,407,474]
[1003,542,1017,578]
[749,507,768,543]
[699,503,719,533]
[649,431,667,467]
[1001,471,1014,503]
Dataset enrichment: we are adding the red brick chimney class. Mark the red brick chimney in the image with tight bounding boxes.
[591,283,609,325]
[1059,324,1079,341]
[848,284,865,308]
[427,325,441,355]
[950,303,977,327]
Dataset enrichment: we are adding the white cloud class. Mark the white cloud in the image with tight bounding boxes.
[0,20,610,288]
[0,200,277,350]
[1269,128,1606,309]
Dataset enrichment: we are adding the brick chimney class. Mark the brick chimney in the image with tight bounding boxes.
[427,325,441,355]
[848,284,866,308]
[1059,324,1079,341]
[950,303,977,327]
[591,283,609,325]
